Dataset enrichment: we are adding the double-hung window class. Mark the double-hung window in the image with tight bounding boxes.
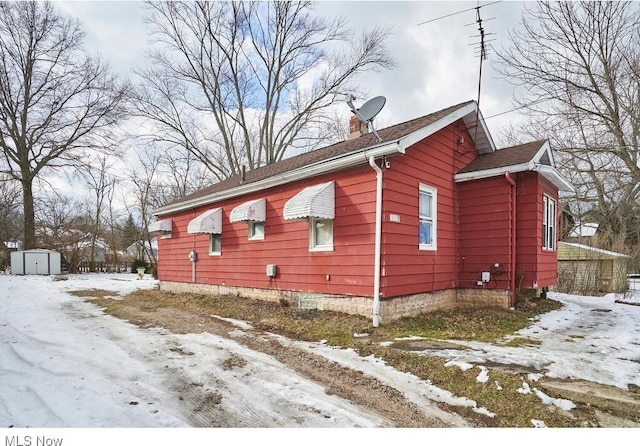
[542,195,556,251]
[419,184,437,250]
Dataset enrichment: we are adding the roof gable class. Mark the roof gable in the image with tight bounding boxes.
[454,140,574,192]
[153,100,494,216]
[456,140,551,174]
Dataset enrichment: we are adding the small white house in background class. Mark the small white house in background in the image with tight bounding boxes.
[567,222,599,238]
[10,249,62,275]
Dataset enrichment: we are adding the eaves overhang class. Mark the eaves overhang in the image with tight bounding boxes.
[533,164,575,192]
[152,140,402,217]
[398,102,496,154]
[454,162,575,192]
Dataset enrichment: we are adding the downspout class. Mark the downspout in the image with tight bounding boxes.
[505,173,517,307]
[191,209,197,284]
[368,155,383,327]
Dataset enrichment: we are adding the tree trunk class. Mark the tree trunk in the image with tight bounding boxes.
[21,179,36,250]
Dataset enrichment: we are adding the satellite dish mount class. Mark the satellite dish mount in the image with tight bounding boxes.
[346,95,386,143]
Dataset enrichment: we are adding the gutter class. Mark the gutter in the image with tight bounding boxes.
[368,155,383,327]
[154,141,403,216]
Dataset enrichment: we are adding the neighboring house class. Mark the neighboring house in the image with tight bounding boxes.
[150,100,573,325]
[567,222,599,239]
[126,238,158,264]
[77,238,111,263]
[557,242,629,294]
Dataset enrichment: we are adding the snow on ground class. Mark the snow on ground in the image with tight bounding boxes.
[0,273,388,429]
[414,288,640,392]
[1,272,639,441]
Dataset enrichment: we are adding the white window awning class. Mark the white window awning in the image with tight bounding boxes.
[229,198,266,223]
[188,208,222,234]
[283,181,335,220]
[149,219,172,232]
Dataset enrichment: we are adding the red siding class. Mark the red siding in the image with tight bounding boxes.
[380,121,477,297]
[516,172,559,288]
[456,172,561,293]
[156,118,561,303]
[157,166,378,297]
[457,176,513,290]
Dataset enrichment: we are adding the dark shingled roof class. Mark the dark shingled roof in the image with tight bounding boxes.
[164,100,476,208]
[456,139,548,174]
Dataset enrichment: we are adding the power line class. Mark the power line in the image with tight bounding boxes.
[417,1,502,26]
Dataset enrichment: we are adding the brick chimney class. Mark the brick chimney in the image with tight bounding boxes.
[348,114,369,140]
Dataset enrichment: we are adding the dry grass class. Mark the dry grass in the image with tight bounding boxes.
[84,287,593,427]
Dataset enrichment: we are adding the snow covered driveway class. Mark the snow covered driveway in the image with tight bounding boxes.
[0,274,394,428]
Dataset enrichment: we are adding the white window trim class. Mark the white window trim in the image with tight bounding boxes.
[160,230,172,239]
[209,233,222,256]
[309,217,334,252]
[419,184,437,251]
[248,221,265,240]
[542,194,556,251]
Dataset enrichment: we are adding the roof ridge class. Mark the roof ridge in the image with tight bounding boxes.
[155,99,477,213]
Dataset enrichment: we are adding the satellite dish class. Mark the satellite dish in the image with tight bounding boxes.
[346,95,386,142]
[357,96,386,122]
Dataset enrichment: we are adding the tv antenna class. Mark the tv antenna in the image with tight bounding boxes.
[418,1,499,142]
[345,94,386,143]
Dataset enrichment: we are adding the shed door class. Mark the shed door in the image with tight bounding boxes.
[25,252,51,275]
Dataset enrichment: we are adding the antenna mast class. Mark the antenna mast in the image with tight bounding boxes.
[473,1,488,142]
[418,1,500,140]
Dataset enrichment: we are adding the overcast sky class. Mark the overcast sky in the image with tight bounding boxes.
[57,0,531,148]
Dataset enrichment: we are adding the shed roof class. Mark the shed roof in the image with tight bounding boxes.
[558,242,629,260]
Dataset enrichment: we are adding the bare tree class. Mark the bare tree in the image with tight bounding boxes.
[127,147,170,265]
[495,1,640,263]
[36,193,87,273]
[82,155,118,271]
[0,173,21,266]
[135,0,393,182]
[0,2,130,249]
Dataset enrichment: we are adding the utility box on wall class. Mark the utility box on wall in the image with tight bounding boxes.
[266,264,277,278]
[10,249,62,275]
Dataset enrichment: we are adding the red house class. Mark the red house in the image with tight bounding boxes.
[150,100,573,325]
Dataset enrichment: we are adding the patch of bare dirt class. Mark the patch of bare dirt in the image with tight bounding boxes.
[87,291,474,427]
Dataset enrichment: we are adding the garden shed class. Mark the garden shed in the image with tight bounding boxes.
[557,242,629,294]
[10,249,62,275]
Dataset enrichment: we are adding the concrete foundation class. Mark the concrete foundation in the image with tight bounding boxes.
[159,281,511,324]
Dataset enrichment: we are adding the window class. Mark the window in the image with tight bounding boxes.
[310,217,333,251]
[419,184,437,250]
[249,221,265,240]
[542,195,556,251]
[161,230,172,239]
[209,234,222,255]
